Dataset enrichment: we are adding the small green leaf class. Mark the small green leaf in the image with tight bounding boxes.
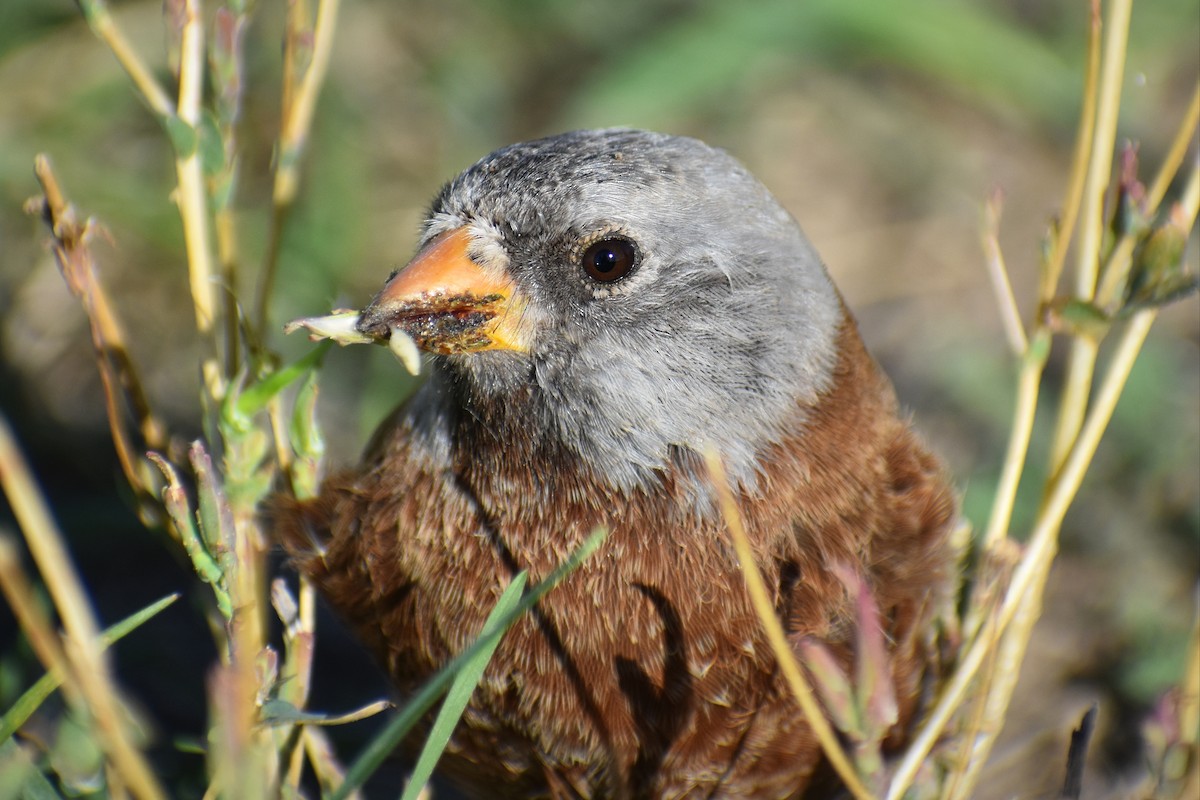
[197,111,226,178]
[1048,297,1110,340]
[1125,220,1195,310]
[229,342,331,427]
[188,442,236,586]
[148,453,230,615]
[163,115,198,158]
[288,371,325,500]
[260,698,392,728]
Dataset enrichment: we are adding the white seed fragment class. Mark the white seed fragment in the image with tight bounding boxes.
[388,326,422,376]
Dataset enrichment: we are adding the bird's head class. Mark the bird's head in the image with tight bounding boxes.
[357,129,844,491]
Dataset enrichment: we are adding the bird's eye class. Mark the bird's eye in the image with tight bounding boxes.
[581,236,639,283]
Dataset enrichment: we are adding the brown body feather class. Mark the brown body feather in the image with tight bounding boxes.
[275,313,957,799]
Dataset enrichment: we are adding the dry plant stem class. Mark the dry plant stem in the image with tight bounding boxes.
[0,536,79,703]
[80,1,220,395]
[255,0,343,335]
[209,663,270,800]
[77,0,174,117]
[31,156,169,510]
[1049,0,1132,471]
[702,449,873,800]
[977,1,1104,559]
[178,7,265,782]
[269,398,294,476]
[887,306,1159,800]
[949,552,1052,798]
[981,333,1048,548]
[1144,85,1200,214]
[270,578,315,796]
[305,726,361,800]
[173,0,222,400]
[982,192,1027,354]
[276,0,342,206]
[939,610,1003,800]
[959,308,1160,798]
[0,416,166,800]
[216,211,242,378]
[983,4,1103,550]
[1040,0,1103,304]
[222,539,273,800]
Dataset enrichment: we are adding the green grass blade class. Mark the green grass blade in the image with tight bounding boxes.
[0,738,64,799]
[398,571,528,800]
[229,341,331,426]
[0,593,179,744]
[331,527,607,800]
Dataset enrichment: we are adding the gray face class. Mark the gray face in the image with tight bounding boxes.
[410,129,843,491]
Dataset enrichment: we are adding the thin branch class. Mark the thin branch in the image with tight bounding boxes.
[1144,84,1200,214]
[888,304,1159,800]
[76,0,174,117]
[1040,0,1104,306]
[254,0,343,338]
[0,416,167,800]
[981,332,1049,547]
[982,189,1028,354]
[703,448,873,800]
[1180,595,1200,751]
[27,155,169,520]
[1050,0,1133,472]
[276,0,342,207]
[0,536,79,702]
[172,0,223,401]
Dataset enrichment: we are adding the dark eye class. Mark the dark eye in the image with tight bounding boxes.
[581,236,639,283]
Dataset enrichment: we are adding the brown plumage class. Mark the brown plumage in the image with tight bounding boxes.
[275,129,957,798]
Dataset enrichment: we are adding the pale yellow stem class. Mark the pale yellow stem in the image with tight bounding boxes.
[1145,84,1200,214]
[888,306,1156,800]
[982,192,1027,354]
[1040,0,1103,305]
[172,0,222,400]
[0,416,167,800]
[704,449,874,800]
[982,332,1048,547]
[1050,0,1132,471]
[275,0,342,204]
[84,5,174,117]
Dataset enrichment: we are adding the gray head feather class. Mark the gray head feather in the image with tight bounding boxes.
[404,129,843,492]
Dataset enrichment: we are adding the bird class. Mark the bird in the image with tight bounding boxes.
[274,128,958,799]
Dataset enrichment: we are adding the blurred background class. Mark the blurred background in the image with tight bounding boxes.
[0,0,1197,796]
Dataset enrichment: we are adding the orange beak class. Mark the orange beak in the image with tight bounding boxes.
[356,227,529,354]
